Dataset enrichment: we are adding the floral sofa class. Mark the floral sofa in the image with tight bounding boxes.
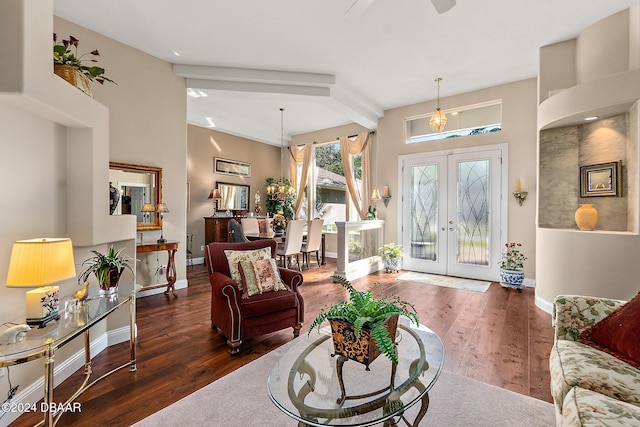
[550,295,640,426]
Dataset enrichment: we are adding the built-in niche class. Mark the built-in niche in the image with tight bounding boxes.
[539,111,637,232]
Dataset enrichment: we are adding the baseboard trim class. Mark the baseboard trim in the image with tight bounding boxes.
[1,326,132,425]
[535,294,553,314]
[136,278,188,298]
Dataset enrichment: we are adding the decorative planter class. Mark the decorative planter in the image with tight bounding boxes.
[98,267,122,296]
[500,269,524,289]
[54,64,93,97]
[329,314,399,370]
[575,204,598,231]
[384,256,400,273]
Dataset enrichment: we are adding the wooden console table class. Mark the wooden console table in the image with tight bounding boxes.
[136,240,179,297]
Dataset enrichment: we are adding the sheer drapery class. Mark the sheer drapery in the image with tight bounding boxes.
[339,133,371,220]
[291,143,314,218]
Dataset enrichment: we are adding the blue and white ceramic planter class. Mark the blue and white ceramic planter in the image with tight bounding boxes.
[500,269,524,289]
[385,257,400,273]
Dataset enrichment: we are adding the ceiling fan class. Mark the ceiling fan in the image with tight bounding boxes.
[345,0,456,17]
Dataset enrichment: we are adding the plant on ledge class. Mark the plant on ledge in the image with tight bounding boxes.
[308,276,419,365]
[53,33,115,85]
[78,246,135,295]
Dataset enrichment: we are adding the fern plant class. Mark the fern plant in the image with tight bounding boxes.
[308,276,419,364]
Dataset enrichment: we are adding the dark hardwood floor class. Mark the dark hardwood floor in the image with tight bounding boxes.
[11,260,553,427]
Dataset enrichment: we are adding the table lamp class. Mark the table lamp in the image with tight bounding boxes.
[156,203,169,243]
[141,203,155,223]
[208,189,222,216]
[6,238,76,328]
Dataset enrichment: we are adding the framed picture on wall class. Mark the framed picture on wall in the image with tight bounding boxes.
[579,161,622,197]
[214,157,251,177]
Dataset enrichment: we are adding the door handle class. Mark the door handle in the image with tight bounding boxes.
[448,220,453,224]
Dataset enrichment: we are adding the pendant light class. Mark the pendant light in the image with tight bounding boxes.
[429,77,448,133]
[267,108,292,202]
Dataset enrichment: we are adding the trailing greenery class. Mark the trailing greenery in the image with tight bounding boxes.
[78,246,135,289]
[53,34,115,84]
[308,276,419,364]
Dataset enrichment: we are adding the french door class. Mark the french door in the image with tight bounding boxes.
[399,146,505,281]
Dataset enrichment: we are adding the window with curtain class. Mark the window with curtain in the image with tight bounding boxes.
[306,142,363,232]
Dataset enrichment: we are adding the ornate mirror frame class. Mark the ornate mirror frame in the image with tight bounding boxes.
[109,162,163,231]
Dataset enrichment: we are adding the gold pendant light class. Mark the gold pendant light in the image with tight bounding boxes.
[429,77,447,133]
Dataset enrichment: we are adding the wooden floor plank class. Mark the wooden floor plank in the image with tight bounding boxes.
[11,261,552,427]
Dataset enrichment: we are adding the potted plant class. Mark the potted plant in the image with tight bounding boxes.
[308,276,419,368]
[499,242,526,289]
[53,33,115,97]
[379,242,403,273]
[78,246,135,296]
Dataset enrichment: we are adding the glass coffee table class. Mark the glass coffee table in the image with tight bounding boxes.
[268,317,444,426]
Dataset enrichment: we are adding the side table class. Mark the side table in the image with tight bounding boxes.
[136,240,179,297]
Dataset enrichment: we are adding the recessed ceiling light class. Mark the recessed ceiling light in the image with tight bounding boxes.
[187,88,208,98]
[205,117,216,128]
[584,116,599,121]
[172,51,180,56]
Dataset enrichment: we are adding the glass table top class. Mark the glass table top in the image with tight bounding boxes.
[267,317,444,426]
[0,293,131,365]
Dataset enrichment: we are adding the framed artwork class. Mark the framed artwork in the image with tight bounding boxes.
[580,161,622,197]
[214,157,251,178]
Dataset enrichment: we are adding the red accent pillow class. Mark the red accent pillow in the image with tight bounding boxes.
[579,293,640,368]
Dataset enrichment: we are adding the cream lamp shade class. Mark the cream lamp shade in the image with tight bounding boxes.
[141,203,155,213]
[6,238,76,328]
[370,187,381,201]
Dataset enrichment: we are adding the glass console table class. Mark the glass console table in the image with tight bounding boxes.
[268,318,444,426]
[0,292,136,426]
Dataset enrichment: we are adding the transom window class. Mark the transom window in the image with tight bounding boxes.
[406,100,502,144]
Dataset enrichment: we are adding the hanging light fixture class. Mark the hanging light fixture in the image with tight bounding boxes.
[267,108,291,202]
[429,77,448,133]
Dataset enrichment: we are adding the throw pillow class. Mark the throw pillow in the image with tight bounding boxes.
[251,258,287,293]
[224,247,271,291]
[238,259,263,297]
[579,292,640,368]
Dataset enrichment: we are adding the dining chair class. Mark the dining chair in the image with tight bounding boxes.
[241,218,260,235]
[276,219,305,271]
[229,219,249,242]
[301,218,324,269]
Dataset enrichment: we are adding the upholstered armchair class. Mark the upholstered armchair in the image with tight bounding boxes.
[204,240,304,354]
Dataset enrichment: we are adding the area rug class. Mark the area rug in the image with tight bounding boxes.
[397,271,491,293]
[133,339,554,427]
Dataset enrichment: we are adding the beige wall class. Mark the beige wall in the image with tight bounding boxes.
[536,7,640,309]
[0,2,186,412]
[187,125,281,258]
[53,17,188,288]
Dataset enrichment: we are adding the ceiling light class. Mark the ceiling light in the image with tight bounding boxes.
[584,116,599,121]
[172,51,180,56]
[187,88,208,98]
[429,77,447,133]
[205,117,216,128]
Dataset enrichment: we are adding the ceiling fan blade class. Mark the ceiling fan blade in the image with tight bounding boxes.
[344,0,376,18]
[431,0,456,14]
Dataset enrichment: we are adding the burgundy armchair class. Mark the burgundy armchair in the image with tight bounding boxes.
[204,240,304,354]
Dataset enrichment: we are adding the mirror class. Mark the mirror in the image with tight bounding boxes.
[216,181,250,212]
[109,162,163,230]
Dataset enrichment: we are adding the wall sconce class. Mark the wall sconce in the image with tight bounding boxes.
[513,178,527,206]
[382,185,392,207]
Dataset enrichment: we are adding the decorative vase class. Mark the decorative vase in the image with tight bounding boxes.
[500,269,525,289]
[109,182,120,215]
[98,268,122,296]
[54,64,93,97]
[328,314,399,370]
[384,256,400,273]
[575,204,598,231]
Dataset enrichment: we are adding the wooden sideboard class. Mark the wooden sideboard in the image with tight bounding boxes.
[204,216,271,244]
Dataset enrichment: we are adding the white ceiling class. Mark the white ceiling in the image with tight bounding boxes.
[54,0,639,146]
